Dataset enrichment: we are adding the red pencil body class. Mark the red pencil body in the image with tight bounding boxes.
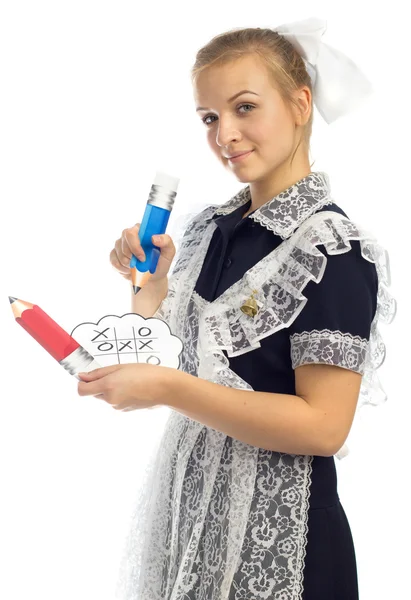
[16,303,80,362]
[9,297,100,378]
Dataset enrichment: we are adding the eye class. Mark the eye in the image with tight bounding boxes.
[238,103,254,114]
[201,103,255,126]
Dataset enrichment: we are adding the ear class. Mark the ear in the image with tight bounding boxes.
[292,86,312,126]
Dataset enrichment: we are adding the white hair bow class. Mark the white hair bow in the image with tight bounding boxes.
[274,17,373,124]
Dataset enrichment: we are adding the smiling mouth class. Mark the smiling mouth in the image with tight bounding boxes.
[227,150,254,163]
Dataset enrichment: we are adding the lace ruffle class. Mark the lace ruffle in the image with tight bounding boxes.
[194,211,396,417]
[154,204,218,327]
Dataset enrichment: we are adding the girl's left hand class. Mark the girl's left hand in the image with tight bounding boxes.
[77,363,171,411]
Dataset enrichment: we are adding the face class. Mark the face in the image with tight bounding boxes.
[193,54,310,184]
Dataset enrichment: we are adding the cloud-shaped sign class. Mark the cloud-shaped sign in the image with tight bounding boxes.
[71,313,183,369]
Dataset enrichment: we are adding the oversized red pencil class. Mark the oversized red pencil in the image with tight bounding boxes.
[9,296,101,379]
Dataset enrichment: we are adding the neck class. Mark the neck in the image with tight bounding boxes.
[248,157,312,212]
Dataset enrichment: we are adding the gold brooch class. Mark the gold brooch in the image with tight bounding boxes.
[240,289,259,317]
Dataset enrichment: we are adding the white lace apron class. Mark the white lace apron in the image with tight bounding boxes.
[115,174,396,600]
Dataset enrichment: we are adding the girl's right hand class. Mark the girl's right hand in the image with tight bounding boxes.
[109,223,176,284]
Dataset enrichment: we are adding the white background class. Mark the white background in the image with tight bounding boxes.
[1,1,409,599]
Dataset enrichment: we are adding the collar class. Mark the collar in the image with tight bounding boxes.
[213,171,334,239]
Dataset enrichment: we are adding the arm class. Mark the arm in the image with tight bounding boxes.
[162,368,343,457]
[130,277,168,318]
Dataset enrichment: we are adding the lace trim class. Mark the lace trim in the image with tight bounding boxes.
[213,184,250,216]
[290,329,369,372]
[153,204,218,326]
[214,171,334,239]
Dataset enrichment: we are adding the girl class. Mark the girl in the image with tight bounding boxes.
[78,17,396,600]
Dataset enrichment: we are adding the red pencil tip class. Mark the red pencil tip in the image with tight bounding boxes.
[9,296,17,304]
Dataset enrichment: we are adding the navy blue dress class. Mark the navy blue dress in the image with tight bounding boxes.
[193,196,378,599]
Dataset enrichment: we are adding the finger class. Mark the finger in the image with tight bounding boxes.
[78,380,105,397]
[109,249,130,277]
[119,230,134,263]
[78,364,121,381]
[114,239,133,270]
[124,228,145,262]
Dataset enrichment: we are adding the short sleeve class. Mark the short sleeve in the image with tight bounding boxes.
[289,240,379,374]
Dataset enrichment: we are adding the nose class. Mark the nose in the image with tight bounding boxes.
[215,116,241,148]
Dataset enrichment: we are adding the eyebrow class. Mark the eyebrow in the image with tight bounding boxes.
[196,90,259,112]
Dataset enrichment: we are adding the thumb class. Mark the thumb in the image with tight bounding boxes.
[152,234,175,257]
[152,234,166,245]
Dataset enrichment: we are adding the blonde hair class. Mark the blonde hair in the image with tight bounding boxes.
[191,27,315,168]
